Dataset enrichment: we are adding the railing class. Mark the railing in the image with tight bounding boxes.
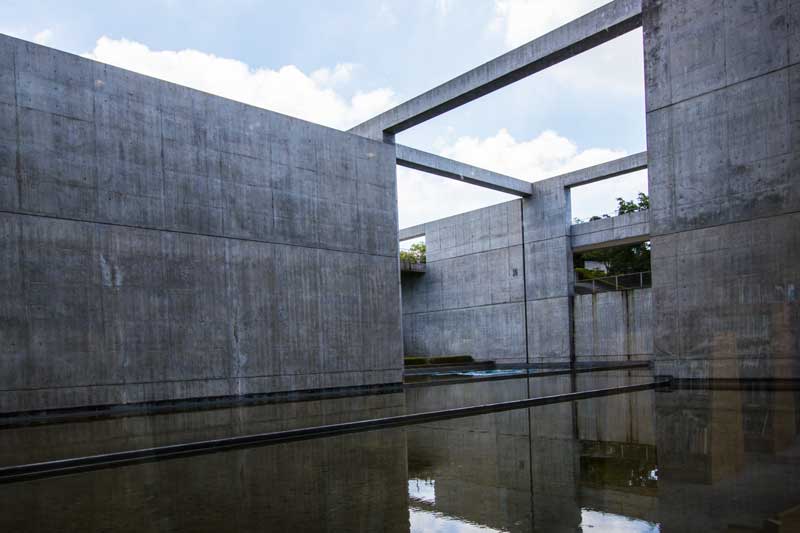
[400,261,426,274]
[574,271,651,294]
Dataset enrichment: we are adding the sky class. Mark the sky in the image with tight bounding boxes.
[0,0,648,231]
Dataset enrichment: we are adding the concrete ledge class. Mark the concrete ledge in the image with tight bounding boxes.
[0,369,403,415]
[399,223,426,241]
[571,210,650,252]
[396,145,532,197]
[0,382,404,429]
[349,0,642,138]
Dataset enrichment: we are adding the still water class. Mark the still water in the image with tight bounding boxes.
[1,369,798,532]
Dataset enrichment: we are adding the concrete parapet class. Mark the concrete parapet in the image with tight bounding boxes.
[571,210,651,252]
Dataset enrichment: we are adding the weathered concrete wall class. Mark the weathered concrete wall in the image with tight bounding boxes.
[574,288,653,362]
[0,35,402,413]
[401,198,653,363]
[643,0,800,378]
[401,201,527,363]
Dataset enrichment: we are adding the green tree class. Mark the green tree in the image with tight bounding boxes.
[400,242,426,264]
[573,192,650,224]
[615,192,649,214]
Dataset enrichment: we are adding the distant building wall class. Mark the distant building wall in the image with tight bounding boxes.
[643,0,800,378]
[574,289,653,363]
[0,35,402,413]
[401,201,527,363]
[401,199,653,364]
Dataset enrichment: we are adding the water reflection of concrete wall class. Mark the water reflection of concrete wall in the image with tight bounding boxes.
[404,373,659,532]
[0,392,406,466]
[657,389,800,532]
[0,430,409,533]
[529,376,582,532]
[406,378,533,531]
[0,393,410,533]
[577,370,656,446]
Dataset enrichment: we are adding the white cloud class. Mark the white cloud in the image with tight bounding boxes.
[83,37,397,130]
[438,128,624,180]
[33,29,54,46]
[489,0,644,96]
[490,0,607,48]
[310,63,356,86]
[398,128,646,228]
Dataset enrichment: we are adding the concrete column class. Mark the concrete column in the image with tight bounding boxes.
[522,180,574,364]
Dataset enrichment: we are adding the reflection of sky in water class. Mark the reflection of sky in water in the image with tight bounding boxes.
[409,508,507,533]
[581,509,660,532]
[408,478,436,504]
[408,479,508,532]
[428,369,526,377]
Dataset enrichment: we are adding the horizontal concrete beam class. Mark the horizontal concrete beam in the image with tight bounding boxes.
[399,223,426,241]
[571,210,650,252]
[349,0,642,138]
[396,144,532,197]
[553,151,648,189]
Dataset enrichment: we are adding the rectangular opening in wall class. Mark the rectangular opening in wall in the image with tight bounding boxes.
[569,170,648,224]
[399,235,426,274]
[573,240,651,295]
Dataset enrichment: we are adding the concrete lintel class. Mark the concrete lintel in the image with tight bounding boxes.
[396,144,532,197]
[571,210,650,252]
[551,152,648,189]
[349,0,642,139]
[399,224,426,241]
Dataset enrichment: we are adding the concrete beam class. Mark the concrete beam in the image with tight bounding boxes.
[570,210,650,252]
[349,0,642,139]
[396,144,532,197]
[553,151,648,189]
[399,223,426,241]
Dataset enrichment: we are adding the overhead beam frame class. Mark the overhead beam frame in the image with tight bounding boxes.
[349,0,642,139]
[396,144,532,197]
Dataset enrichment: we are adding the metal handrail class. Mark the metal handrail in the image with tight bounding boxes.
[574,271,651,294]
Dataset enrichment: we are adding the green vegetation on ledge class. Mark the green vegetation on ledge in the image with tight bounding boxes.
[400,242,426,264]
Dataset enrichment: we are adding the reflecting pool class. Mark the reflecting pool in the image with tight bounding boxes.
[1,369,798,532]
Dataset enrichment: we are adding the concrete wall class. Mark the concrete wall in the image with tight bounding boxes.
[402,0,799,379]
[401,197,651,364]
[574,289,653,362]
[401,201,527,363]
[643,0,800,378]
[0,35,403,413]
